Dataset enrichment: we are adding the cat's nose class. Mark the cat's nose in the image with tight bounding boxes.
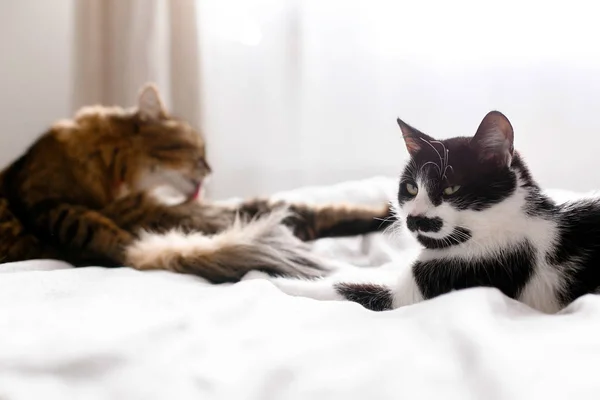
[406,215,443,233]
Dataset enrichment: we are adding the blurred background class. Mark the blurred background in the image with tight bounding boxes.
[1,0,600,200]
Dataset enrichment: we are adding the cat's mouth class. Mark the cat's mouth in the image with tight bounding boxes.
[147,177,204,205]
[415,227,472,249]
[190,180,203,200]
[177,177,204,201]
[157,175,205,203]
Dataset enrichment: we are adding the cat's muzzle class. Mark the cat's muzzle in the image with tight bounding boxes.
[406,215,443,233]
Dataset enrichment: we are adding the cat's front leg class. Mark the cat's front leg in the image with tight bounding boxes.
[26,200,134,265]
[287,202,395,240]
[242,265,423,311]
[243,270,349,302]
[235,198,395,241]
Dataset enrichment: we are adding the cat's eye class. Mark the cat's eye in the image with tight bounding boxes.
[443,185,461,196]
[405,182,418,196]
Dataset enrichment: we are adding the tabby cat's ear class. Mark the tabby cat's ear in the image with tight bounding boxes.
[396,117,433,157]
[471,111,514,167]
[137,83,166,121]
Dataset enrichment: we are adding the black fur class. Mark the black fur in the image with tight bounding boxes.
[514,155,558,217]
[334,283,394,311]
[547,199,600,305]
[413,240,536,300]
[406,215,442,233]
[398,142,518,212]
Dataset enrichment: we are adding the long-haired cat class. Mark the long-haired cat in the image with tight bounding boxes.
[244,110,600,313]
[0,83,393,282]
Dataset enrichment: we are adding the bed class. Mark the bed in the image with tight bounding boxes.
[1,177,600,399]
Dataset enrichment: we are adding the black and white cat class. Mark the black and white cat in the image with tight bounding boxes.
[244,110,600,314]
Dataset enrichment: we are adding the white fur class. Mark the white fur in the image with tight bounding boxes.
[244,272,347,301]
[126,229,216,271]
[244,262,402,303]
[406,178,434,216]
[391,266,424,308]
[125,208,329,280]
[136,167,198,199]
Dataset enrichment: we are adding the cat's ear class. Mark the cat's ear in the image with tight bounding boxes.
[471,111,514,167]
[396,117,433,157]
[137,82,166,121]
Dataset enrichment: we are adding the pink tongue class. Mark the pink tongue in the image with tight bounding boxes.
[192,183,202,200]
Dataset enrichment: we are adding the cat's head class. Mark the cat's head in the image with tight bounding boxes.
[71,83,211,201]
[396,111,519,249]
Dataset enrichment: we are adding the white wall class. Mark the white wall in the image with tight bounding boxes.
[0,0,73,167]
[199,0,600,199]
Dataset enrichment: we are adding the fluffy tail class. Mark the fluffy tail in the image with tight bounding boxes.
[124,208,331,283]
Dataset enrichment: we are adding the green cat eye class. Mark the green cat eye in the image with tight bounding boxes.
[406,182,418,196]
[443,185,461,195]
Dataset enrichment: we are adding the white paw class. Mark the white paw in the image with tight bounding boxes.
[241,270,272,281]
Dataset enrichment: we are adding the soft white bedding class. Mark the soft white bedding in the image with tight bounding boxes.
[1,177,600,400]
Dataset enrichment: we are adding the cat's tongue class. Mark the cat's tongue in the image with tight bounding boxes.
[191,183,202,200]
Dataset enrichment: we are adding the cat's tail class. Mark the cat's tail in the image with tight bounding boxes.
[124,207,331,283]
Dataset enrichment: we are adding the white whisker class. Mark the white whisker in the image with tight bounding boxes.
[420,161,441,176]
[419,138,444,178]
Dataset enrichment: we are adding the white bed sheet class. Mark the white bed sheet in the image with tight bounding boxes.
[1,177,600,400]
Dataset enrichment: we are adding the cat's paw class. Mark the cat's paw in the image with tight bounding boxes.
[241,270,272,282]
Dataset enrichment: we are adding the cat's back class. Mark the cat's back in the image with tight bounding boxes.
[549,196,600,304]
[3,107,120,180]
[0,129,73,262]
[554,196,600,250]
[0,116,113,222]
[1,127,74,195]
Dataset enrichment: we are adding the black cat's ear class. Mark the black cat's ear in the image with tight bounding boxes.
[396,117,433,157]
[471,111,514,167]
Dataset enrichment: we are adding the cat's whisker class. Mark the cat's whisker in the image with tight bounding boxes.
[420,138,444,177]
[375,215,397,230]
[443,163,454,181]
[406,158,417,172]
[430,140,450,177]
[429,140,454,181]
[444,235,453,249]
[445,147,449,169]
[453,227,485,250]
[420,161,441,176]
[383,220,405,239]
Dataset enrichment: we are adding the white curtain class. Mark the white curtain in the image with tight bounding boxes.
[74,0,600,200]
[197,0,600,199]
[73,0,202,136]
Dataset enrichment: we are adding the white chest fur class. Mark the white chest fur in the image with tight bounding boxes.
[410,184,565,313]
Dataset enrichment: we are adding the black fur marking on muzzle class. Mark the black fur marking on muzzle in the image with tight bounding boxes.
[406,215,443,233]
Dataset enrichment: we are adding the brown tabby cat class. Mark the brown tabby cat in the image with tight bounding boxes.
[0,83,393,282]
